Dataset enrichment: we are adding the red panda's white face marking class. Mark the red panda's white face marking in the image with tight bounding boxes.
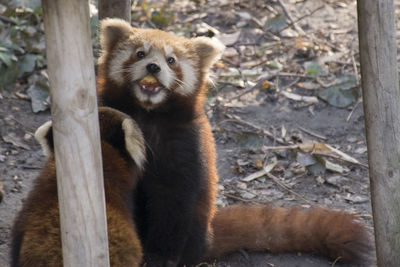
[164,45,174,57]
[109,46,133,86]
[107,41,196,108]
[99,18,225,110]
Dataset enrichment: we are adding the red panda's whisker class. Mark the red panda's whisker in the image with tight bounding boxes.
[174,77,190,90]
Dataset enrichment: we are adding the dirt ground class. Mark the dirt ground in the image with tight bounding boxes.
[2,0,397,265]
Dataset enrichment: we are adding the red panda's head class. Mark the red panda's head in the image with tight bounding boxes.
[98,18,224,110]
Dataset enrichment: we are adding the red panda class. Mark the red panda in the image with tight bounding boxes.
[97,18,371,266]
[11,107,145,267]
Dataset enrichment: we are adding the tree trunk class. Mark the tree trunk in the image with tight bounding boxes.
[358,0,400,265]
[99,0,131,22]
[41,0,110,266]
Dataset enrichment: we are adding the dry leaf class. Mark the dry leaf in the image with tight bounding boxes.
[264,141,362,166]
[297,81,320,90]
[344,195,369,204]
[323,158,349,174]
[299,142,361,165]
[241,169,267,182]
[261,81,271,89]
[256,158,263,169]
[281,124,287,139]
[281,91,319,104]
[218,30,241,46]
[241,162,277,182]
[2,132,30,150]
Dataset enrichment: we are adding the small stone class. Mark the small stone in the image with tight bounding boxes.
[240,191,256,199]
[346,136,357,143]
[355,146,367,154]
[24,133,32,141]
[316,176,325,184]
[326,175,346,186]
[236,182,247,190]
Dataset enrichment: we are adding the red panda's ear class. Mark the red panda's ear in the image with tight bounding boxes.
[35,121,54,159]
[100,18,133,52]
[191,37,225,71]
[98,107,146,169]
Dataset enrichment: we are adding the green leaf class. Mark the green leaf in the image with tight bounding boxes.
[151,10,174,28]
[318,75,358,108]
[304,61,324,76]
[0,63,18,89]
[236,132,264,152]
[27,84,49,113]
[265,14,287,33]
[266,60,283,70]
[90,14,99,39]
[17,53,36,77]
[0,39,24,53]
[306,160,326,175]
[0,51,13,67]
[333,75,357,90]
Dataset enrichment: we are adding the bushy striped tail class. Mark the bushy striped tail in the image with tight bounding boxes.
[206,204,372,264]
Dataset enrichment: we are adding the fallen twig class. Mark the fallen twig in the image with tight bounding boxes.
[350,44,359,81]
[278,72,316,79]
[263,142,368,168]
[0,14,17,25]
[279,77,300,91]
[281,91,318,104]
[297,126,327,140]
[312,152,368,169]
[277,5,325,34]
[226,70,280,103]
[346,98,362,122]
[265,171,313,205]
[223,193,253,203]
[221,114,288,145]
[277,0,305,35]
[242,162,278,182]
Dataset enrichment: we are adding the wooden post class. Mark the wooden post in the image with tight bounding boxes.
[41,0,110,266]
[358,0,400,265]
[99,0,131,22]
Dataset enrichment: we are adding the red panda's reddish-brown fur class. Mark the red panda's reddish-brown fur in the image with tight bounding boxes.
[11,107,144,267]
[96,18,371,266]
[208,205,371,263]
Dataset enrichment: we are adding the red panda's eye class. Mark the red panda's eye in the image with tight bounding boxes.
[136,51,145,59]
[167,57,175,65]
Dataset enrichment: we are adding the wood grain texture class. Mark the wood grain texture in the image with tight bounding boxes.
[99,0,131,22]
[357,0,400,265]
[41,0,110,266]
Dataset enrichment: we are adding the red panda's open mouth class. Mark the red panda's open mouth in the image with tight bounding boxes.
[137,74,165,95]
[139,84,164,95]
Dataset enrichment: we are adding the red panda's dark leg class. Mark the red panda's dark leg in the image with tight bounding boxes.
[135,127,209,266]
[139,176,204,266]
[178,217,209,266]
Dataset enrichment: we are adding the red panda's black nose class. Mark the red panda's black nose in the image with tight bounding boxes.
[146,63,161,74]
